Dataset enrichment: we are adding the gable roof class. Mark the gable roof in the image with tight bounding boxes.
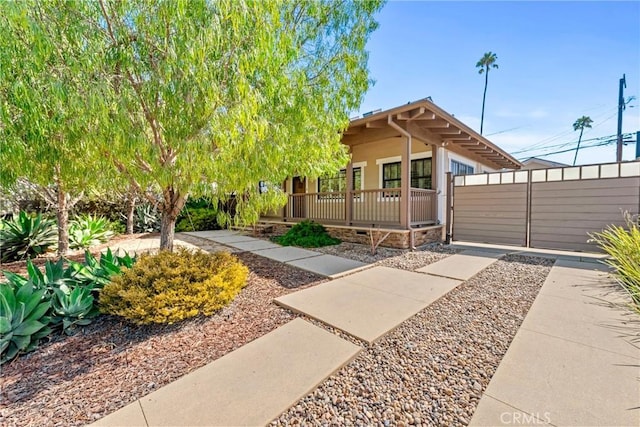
[343,98,521,170]
[521,157,568,168]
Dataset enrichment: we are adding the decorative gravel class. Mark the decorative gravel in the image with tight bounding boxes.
[272,254,553,426]
[0,252,323,427]
[314,242,459,271]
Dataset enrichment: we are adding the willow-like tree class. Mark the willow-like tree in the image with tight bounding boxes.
[572,115,593,166]
[94,0,383,250]
[0,1,111,256]
[476,52,499,135]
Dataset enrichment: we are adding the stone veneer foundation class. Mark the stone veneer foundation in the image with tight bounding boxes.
[259,220,443,249]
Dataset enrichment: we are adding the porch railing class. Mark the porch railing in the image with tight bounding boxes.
[410,188,437,226]
[284,188,436,228]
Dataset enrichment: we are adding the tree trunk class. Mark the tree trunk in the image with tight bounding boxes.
[480,68,489,135]
[125,190,136,234]
[573,128,584,166]
[159,188,186,252]
[56,188,69,257]
[159,212,177,251]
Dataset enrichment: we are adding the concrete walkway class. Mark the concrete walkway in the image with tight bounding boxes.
[93,247,501,426]
[470,259,640,427]
[91,238,638,426]
[183,230,368,277]
[93,319,360,427]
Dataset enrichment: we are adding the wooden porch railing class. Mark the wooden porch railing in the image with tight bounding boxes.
[410,188,437,226]
[284,188,437,228]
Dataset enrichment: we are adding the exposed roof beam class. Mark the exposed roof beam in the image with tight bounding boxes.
[406,121,442,145]
[444,135,472,141]
[343,127,402,146]
[436,129,462,136]
[365,119,387,129]
[421,120,450,129]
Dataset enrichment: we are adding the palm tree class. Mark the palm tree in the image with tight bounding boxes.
[476,52,499,135]
[572,116,593,166]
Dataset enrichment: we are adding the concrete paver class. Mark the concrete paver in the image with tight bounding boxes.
[287,254,367,277]
[93,401,147,427]
[94,319,360,427]
[275,267,461,343]
[226,239,281,251]
[472,330,639,427]
[206,234,261,244]
[107,237,201,255]
[341,266,461,303]
[416,250,505,280]
[251,246,321,263]
[470,259,640,427]
[469,395,552,427]
[182,230,238,239]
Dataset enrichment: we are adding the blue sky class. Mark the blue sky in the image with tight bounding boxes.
[357,1,640,165]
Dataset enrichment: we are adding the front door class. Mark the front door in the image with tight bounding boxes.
[292,176,306,218]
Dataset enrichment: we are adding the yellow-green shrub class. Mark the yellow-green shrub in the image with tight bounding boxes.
[99,249,248,324]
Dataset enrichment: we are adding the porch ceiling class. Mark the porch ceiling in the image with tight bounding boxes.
[343,98,521,170]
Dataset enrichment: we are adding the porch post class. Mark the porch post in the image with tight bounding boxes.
[400,134,411,228]
[345,159,353,225]
[387,115,412,229]
[431,145,438,221]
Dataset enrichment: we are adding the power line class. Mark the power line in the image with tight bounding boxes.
[508,105,619,153]
[512,133,617,155]
[517,132,636,159]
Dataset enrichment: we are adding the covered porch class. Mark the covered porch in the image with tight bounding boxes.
[263,98,520,238]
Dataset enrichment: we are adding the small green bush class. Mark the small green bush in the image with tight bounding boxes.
[590,213,640,314]
[100,249,249,325]
[273,220,340,248]
[175,207,220,232]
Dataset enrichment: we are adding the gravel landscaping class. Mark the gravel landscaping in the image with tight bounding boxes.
[312,242,459,269]
[272,254,553,426]
[0,252,323,427]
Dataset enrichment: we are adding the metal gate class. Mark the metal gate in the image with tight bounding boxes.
[450,161,640,252]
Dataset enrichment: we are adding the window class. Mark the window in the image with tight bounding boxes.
[317,167,361,193]
[382,158,432,189]
[451,160,474,176]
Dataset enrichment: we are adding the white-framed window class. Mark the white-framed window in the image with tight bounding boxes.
[316,162,366,199]
[317,167,362,192]
[376,153,432,191]
[451,159,474,176]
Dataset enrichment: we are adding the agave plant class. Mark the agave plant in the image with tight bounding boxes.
[0,212,56,262]
[0,282,52,364]
[51,285,98,333]
[134,204,161,233]
[68,214,114,250]
[67,249,135,289]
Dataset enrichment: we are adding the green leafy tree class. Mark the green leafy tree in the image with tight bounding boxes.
[476,51,499,135]
[95,0,383,250]
[572,115,593,166]
[0,1,111,256]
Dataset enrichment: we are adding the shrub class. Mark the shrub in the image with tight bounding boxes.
[273,220,340,248]
[100,249,248,325]
[69,214,115,250]
[175,207,220,232]
[590,213,640,314]
[0,212,57,262]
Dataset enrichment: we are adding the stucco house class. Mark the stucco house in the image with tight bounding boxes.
[261,97,521,248]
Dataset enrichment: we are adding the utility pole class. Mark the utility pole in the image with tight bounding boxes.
[616,74,626,163]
